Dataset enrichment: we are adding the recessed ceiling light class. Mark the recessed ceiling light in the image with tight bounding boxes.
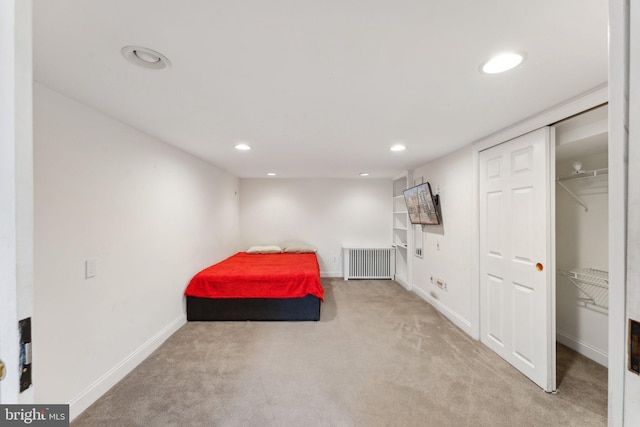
[121,46,171,70]
[480,52,525,74]
[360,173,370,177]
[390,144,406,152]
[234,143,252,151]
[134,50,161,64]
[266,172,277,176]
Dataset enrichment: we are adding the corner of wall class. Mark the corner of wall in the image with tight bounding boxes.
[69,316,186,421]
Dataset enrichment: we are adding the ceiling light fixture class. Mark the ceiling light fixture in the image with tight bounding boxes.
[234,143,252,151]
[480,52,525,74]
[121,46,172,70]
[134,50,161,64]
[360,173,370,177]
[266,172,277,176]
[390,144,406,152]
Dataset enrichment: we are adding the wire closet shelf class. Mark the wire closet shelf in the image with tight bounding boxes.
[557,267,609,311]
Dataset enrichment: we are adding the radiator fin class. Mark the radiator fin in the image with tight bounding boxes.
[343,248,395,280]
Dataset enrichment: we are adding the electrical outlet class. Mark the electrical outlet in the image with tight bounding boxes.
[436,241,440,251]
[435,278,447,290]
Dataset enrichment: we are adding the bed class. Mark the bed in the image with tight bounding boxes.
[184,251,324,321]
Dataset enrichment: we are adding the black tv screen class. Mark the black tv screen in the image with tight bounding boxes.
[403,182,440,225]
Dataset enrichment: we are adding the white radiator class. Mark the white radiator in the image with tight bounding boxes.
[343,247,396,280]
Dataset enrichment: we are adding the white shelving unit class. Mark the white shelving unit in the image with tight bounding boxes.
[392,174,412,289]
[393,196,408,248]
[556,165,609,314]
[558,267,609,313]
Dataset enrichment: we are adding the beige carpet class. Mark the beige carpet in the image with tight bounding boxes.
[72,278,607,426]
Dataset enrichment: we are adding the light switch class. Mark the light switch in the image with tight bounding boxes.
[86,259,97,279]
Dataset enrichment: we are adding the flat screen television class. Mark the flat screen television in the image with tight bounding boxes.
[403,182,441,225]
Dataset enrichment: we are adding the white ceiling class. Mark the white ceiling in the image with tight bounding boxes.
[33,0,608,179]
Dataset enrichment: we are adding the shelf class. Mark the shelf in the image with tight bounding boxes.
[557,168,608,182]
[558,267,608,310]
[393,174,411,287]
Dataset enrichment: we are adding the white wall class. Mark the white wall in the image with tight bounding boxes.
[239,179,391,276]
[410,145,474,335]
[33,84,240,418]
[555,152,608,366]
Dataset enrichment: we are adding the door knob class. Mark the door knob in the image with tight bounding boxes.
[536,263,544,271]
[0,359,6,381]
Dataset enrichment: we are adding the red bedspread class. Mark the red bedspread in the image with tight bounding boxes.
[184,252,324,301]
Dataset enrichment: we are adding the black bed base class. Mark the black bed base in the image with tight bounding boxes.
[186,295,321,321]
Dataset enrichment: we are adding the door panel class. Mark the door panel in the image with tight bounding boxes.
[486,156,502,179]
[512,146,533,172]
[487,275,505,346]
[513,282,534,366]
[487,192,503,256]
[512,187,535,263]
[479,127,556,392]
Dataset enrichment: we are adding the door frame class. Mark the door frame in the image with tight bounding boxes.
[1,0,20,403]
[1,0,33,404]
[609,0,631,424]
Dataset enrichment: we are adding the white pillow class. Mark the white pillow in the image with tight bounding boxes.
[282,241,317,254]
[246,245,282,254]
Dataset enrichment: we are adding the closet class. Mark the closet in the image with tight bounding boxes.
[554,104,609,367]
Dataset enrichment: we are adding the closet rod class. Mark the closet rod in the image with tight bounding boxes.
[557,167,608,182]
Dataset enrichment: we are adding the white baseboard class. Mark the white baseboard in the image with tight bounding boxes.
[320,270,342,278]
[556,329,608,367]
[69,315,186,421]
[394,276,412,291]
[412,284,472,336]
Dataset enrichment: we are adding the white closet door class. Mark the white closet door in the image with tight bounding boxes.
[479,127,556,392]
